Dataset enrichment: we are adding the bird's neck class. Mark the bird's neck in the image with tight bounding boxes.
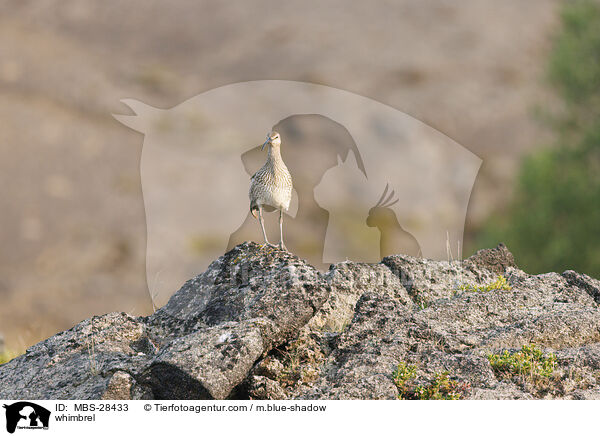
[267,146,284,164]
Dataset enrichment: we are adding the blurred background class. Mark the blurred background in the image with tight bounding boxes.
[1,0,598,356]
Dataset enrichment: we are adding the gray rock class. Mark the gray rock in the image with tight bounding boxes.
[0,242,328,400]
[562,270,600,304]
[308,262,413,333]
[102,371,136,400]
[381,243,515,307]
[2,242,600,400]
[408,268,600,353]
[148,241,329,348]
[0,312,154,400]
[141,319,267,399]
[463,243,516,274]
[300,292,412,400]
[247,375,287,400]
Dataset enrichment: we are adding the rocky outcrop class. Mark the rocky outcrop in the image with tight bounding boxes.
[1,242,600,400]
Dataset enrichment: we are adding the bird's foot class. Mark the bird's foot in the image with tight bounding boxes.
[264,242,277,248]
[278,242,287,251]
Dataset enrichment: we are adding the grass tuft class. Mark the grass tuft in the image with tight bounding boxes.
[487,344,556,382]
[392,361,418,397]
[414,372,465,400]
[392,362,468,400]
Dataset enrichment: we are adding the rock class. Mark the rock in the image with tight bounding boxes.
[562,270,600,304]
[251,355,286,380]
[381,243,514,307]
[0,242,328,400]
[148,242,329,348]
[0,312,154,400]
[2,242,600,400]
[141,320,266,399]
[464,243,516,274]
[408,268,600,353]
[307,262,413,333]
[102,371,135,400]
[247,375,287,400]
[300,292,412,400]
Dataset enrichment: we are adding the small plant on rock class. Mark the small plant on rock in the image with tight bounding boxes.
[393,361,417,398]
[392,362,467,400]
[487,344,556,382]
[414,371,467,400]
[458,275,511,294]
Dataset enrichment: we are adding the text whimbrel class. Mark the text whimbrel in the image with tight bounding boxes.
[249,131,293,249]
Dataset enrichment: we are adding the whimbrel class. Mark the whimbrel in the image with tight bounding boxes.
[249,131,293,249]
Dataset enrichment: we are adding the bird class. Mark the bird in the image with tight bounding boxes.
[366,184,421,258]
[249,131,293,249]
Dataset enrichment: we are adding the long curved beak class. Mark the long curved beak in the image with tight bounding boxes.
[261,139,270,151]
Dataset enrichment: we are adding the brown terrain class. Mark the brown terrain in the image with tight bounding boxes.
[0,0,560,351]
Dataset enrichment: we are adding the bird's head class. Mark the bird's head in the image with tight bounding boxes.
[261,131,281,150]
[366,184,399,228]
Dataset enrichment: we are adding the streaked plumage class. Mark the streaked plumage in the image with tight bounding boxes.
[249,131,292,249]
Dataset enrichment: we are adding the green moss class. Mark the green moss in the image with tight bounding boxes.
[392,362,467,400]
[458,275,511,294]
[487,344,557,382]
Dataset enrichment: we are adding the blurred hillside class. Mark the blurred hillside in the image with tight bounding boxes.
[474,0,600,278]
[0,0,560,351]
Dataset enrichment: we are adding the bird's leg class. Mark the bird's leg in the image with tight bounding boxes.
[258,206,271,246]
[278,209,287,250]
